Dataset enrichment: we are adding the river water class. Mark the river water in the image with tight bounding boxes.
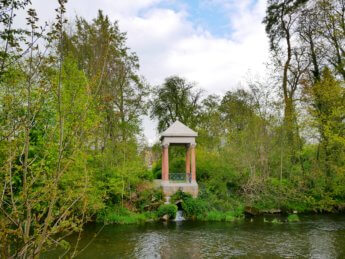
[45,214,345,258]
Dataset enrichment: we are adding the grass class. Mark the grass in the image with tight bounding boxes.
[197,210,244,222]
[97,207,157,224]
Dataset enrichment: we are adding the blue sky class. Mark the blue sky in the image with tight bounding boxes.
[154,0,232,37]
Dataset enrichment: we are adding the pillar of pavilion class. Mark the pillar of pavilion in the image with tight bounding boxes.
[160,120,198,199]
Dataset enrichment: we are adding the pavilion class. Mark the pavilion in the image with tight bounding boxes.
[160,120,198,199]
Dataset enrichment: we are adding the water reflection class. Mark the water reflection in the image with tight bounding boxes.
[308,217,339,259]
[134,232,165,258]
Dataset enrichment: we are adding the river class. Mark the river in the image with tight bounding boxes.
[44,214,345,258]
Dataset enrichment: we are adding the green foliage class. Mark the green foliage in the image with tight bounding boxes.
[287,214,300,222]
[202,211,225,221]
[157,204,178,218]
[1,0,345,257]
[151,159,162,179]
[271,218,282,224]
[170,190,192,204]
[307,68,345,176]
[182,198,209,218]
[197,210,244,222]
[135,187,164,212]
[150,76,202,132]
[97,206,155,224]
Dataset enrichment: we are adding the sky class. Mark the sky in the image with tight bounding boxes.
[28,0,269,144]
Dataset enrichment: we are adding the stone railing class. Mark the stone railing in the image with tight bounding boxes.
[169,173,186,182]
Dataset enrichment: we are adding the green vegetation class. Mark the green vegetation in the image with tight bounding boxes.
[157,204,178,219]
[271,218,282,224]
[169,190,244,221]
[287,214,300,222]
[198,210,244,222]
[97,207,156,225]
[0,0,345,257]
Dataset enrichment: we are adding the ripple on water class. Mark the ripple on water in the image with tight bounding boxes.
[43,214,345,258]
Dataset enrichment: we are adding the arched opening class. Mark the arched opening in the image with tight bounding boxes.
[175,201,183,211]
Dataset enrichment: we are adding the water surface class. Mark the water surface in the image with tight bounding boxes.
[45,214,345,258]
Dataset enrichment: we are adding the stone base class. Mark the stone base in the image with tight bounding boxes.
[161,181,198,198]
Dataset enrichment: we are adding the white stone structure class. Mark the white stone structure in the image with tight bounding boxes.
[160,120,198,198]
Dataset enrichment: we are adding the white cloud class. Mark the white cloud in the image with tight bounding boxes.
[116,0,269,93]
[27,0,269,143]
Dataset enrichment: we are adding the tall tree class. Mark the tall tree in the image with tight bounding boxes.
[305,68,345,176]
[263,0,308,156]
[151,76,202,132]
[66,10,148,147]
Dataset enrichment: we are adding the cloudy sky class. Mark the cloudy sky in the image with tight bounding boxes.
[29,0,269,144]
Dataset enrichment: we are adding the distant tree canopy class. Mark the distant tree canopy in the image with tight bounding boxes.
[150,76,203,132]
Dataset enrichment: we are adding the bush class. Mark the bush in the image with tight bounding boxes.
[204,211,225,221]
[224,209,244,222]
[96,206,154,224]
[271,218,282,224]
[151,161,162,179]
[182,198,209,218]
[136,188,164,212]
[170,190,192,204]
[197,209,244,222]
[157,204,177,218]
[287,214,300,222]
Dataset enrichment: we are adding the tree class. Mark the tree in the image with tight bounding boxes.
[0,1,103,257]
[150,76,202,132]
[317,0,345,80]
[263,0,308,155]
[0,0,45,78]
[305,68,345,176]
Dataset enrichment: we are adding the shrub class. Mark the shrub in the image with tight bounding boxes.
[136,188,164,212]
[271,218,282,224]
[197,209,244,222]
[287,214,300,222]
[225,209,244,222]
[204,211,225,221]
[182,198,209,218]
[151,161,162,179]
[170,190,192,204]
[96,206,153,224]
[157,204,177,218]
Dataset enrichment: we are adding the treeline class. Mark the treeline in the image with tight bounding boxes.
[0,1,151,257]
[150,0,345,213]
[0,0,344,257]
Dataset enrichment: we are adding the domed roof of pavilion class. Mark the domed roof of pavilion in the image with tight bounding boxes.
[160,120,198,139]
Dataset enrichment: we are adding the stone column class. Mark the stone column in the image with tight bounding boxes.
[190,143,196,182]
[185,144,191,175]
[162,144,169,182]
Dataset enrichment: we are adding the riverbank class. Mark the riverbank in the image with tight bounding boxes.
[95,189,345,225]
